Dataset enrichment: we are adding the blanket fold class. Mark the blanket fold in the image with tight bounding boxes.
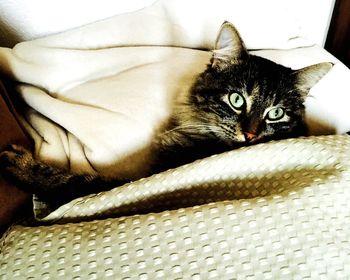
[34,135,350,222]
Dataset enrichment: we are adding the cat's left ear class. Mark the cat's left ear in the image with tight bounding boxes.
[293,62,333,96]
[211,21,248,70]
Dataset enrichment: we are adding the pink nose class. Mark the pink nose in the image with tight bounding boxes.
[244,132,257,141]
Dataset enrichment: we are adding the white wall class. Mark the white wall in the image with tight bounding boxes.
[287,0,336,46]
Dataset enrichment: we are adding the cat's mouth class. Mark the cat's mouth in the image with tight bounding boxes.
[244,131,265,143]
[244,133,291,146]
[224,133,261,147]
[241,132,266,145]
[245,136,264,145]
[221,130,266,147]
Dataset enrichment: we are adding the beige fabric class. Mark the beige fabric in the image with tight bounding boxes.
[2,135,350,279]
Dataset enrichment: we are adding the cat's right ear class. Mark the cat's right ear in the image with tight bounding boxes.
[211,21,248,70]
[293,62,333,96]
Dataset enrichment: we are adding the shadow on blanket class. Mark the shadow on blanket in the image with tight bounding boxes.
[42,164,340,224]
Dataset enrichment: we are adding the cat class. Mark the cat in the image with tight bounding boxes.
[0,22,332,206]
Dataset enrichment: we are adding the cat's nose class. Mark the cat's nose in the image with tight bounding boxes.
[244,132,257,141]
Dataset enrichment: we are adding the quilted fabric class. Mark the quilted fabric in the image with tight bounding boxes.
[1,135,350,279]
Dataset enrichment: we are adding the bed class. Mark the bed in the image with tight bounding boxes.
[1,0,350,278]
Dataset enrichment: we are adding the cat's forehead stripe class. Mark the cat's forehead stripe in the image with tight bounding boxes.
[246,84,260,113]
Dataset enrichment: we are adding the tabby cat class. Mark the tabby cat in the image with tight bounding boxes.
[0,22,332,206]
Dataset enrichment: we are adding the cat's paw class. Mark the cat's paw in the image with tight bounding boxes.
[0,144,35,175]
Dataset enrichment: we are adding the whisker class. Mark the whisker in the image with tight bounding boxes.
[163,123,224,136]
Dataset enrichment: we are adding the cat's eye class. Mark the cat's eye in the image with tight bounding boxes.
[266,107,285,121]
[228,93,245,110]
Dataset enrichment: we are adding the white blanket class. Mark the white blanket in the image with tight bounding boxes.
[0,0,349,177]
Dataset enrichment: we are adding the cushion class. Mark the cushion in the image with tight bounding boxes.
[0,0,305,48]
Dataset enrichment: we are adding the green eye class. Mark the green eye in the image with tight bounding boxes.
[229,93,245,110]
[267,107,285,121]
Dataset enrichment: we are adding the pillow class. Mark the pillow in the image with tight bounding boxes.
[0,0,156,47]
[0,0,334,48]
[4,0,305,51]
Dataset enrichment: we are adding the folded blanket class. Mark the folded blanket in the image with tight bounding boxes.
[32,135,350,221]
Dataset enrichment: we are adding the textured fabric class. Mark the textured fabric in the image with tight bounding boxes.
[1,135,350,279]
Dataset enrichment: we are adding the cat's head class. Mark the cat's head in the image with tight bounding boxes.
[187,22,332,146]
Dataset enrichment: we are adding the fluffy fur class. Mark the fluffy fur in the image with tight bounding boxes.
[0,22,332,206]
